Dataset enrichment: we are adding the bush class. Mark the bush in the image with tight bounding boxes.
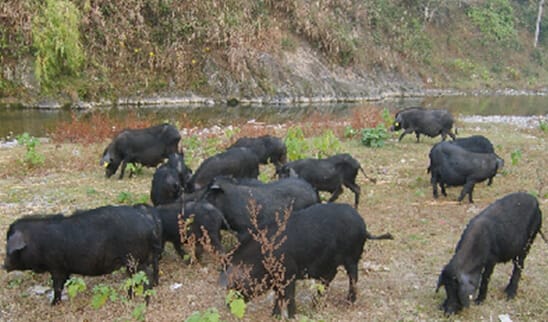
[284,127,309,161]
[361,125,389,148]
[16,132,45,168]
[467,0,517,46]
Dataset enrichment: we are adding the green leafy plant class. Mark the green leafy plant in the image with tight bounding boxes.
[32,0,85,89]
[511,149,522,165]
[116,191,148,205]
[132,302,147,321]
[361,125,390,148]
[16,132,45,167]
[91,270,153,320]
[539,120,548,133]
[185,308,221,322]
[381,108,394,128]
[344,125,358,138]
[126,162,143,176]
[123,271,151,298]
[311,129,341,158]
[65,277,87,300]
[7,276,23,289]
[285,127,309,161]
[225,289,246,319]
[91,284,119,309]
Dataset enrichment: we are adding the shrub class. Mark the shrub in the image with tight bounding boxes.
[361,125,389,148]
[16,132,45,168]
[284,127,309,161]
[311,129,341,158]
[65,277,87,300]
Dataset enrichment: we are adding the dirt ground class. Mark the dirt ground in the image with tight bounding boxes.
[0,119,546,321]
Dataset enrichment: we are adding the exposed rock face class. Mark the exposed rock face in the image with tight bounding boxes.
[203,46,423,104]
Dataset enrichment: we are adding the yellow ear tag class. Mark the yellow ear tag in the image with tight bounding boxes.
[103,162,109,168]
[394,122,399,126]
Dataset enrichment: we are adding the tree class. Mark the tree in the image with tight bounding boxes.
[534,0,545,47]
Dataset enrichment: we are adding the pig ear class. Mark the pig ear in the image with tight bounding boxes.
[7,230,26,255]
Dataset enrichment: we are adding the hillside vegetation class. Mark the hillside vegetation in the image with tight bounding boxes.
[0,0,547,104]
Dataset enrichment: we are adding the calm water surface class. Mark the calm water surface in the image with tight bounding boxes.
[0,95,546,139]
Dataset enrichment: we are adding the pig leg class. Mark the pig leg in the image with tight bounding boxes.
[505,256,525,299]
[457,181,475,203]
[440,183,448,197]
[441,132,447,141]
[209,229,225,255]
[327,186,343,203]
[51,272,69,305]
[431,177,439,198]
[344,182,361,208]
[273,280,296,318]
[398,129,413,141]
[118,159,128,179]
[475,263,495,304]
[344,261,359,303]
[415,131,421,142]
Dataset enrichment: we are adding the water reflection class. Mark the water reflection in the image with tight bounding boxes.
[0,95,546,138]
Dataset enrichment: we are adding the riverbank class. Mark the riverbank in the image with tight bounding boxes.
[1,87,547,110]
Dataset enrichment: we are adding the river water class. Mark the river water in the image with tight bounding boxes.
[0,95,547,139]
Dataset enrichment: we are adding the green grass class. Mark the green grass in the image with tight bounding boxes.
[0,120,546,321]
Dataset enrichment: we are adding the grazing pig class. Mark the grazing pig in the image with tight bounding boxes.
[436,192,544,315]
[155,200,227,261]
[100,123,181,179]
[185,147,260,192]
[228,135,287,168]
[150,153,193,206]
[390,107,456,142]
[203,176,319,241]
[276,153,374,208]
[220,203,393,318]
[3,205,162,305]
[449,135,503,185]
[428,141,504,203]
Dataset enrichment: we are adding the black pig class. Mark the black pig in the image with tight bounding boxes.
[220,203,393,318]
[390,107,456,142]
[428,141,504,203]
[276,153,374,208]
[437,192,544,314]
[4,205,162,305]
[100,123,180,179]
